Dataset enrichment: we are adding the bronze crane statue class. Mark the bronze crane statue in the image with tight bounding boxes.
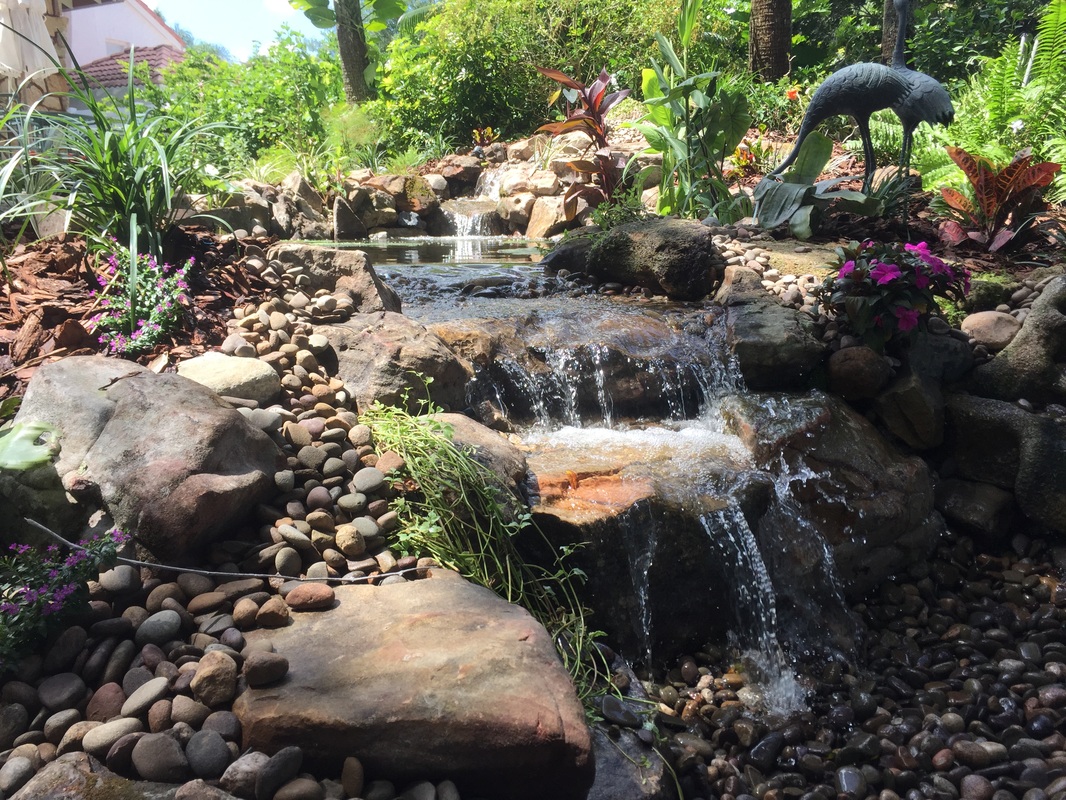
[767,62,913,191]
[889,0,955,171]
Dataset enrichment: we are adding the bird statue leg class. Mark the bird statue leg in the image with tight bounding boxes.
[857,119,878,193]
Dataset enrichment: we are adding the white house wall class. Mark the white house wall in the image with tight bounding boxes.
[64,0,182,64]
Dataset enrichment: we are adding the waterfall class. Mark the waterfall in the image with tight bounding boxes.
[701,506,809,716]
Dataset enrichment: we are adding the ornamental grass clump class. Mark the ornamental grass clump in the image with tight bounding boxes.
[88,248,191,355]
[0,529,128,674]
[814,239,971,351]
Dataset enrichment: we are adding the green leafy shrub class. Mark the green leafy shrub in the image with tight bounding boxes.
[634,33,751,222]
[813,239,971,351]
[145,32,344,167]
[912,0,1066,198]
[367,0,678,149]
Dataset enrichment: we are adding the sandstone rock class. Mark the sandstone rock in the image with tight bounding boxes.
[177,352,281,407]
[3,357,277,560]
[430,311,718,427]
[266,244,400,308]
[874,369,944,449]
[315,313,472,414]
[526,196,574,239]
[496,193,536,230]
[715,266,827,390]
[943,394,1066,535]
[587,218,727,301]
[438,154,482,190]
[233,576,592,800]
[333,196,368,242]
[280,171,324,218]
[970,275,1066,405]
[8,752,158,800]
[720,391,941,599]
[961,310,1022,351]
[191,651,239,708]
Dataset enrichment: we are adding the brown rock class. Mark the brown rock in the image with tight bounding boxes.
[190,651,239,708]
[284,583,336,611]
[255,596,292,628]
[233,576,592,800]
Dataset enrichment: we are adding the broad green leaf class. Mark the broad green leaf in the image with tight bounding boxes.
[304,7,336,27]
[0,421,58,471]
[753,177,814,229]
[783,131,833,185]
[632,123,670,153]
[655,33,684,78]
[641,69,672,127]
[789,204,816,239]
[705,91,751,157]
[679,0,703,46]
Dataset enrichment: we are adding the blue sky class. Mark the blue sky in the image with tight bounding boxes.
[150,0,325,62]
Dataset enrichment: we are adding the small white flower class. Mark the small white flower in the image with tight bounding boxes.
[204,164,219,177]
[1010,119,1025,134]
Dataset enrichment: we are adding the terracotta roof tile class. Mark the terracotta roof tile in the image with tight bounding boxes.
[79,45,184,89]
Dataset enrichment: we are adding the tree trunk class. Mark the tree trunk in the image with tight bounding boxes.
[335,0,372,102]
[749,0,792,81]
[881,0,900,65]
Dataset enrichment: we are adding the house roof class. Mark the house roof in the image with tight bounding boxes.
[79,44,183,88]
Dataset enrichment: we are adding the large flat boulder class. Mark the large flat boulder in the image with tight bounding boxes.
[315,312,472,413]
[232,573,592,800]
[2,357,278,561]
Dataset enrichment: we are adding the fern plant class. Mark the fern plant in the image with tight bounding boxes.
[916,0,1066,200]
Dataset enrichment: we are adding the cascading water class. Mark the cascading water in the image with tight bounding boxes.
[700,507,808,716]
[506,311,857,714]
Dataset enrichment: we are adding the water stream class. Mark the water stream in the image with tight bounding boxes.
[348,234,854,713]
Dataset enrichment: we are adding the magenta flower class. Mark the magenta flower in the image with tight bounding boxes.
[915,273,930,289]
[893,306,921,331]
[838,260,857,278]
[870,262,901,285]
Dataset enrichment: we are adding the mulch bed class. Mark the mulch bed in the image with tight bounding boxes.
[0,227,277,402]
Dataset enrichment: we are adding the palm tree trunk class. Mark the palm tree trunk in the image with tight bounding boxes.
[880,0,900,65]
[335,0,372,102]
[749,0,792,81]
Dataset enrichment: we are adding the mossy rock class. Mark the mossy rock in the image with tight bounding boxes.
[965,277,1018,312]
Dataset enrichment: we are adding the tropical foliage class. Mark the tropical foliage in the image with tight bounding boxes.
[937,146,1061,252]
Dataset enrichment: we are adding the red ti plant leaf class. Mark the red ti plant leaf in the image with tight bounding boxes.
[535,65,585,91]
[988,227,1017,253]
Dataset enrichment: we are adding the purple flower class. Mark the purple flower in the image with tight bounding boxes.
[870,262,901,285]
[837,260,857,278]
[0,602,18,615]
[893,306,921,331]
